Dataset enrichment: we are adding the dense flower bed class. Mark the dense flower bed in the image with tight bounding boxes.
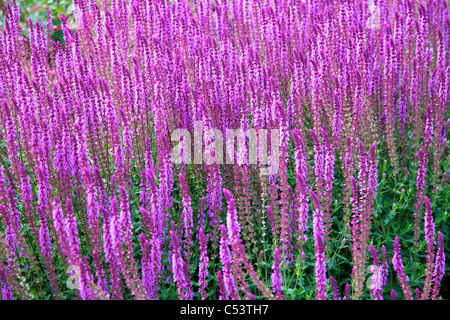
[0,0,449,300]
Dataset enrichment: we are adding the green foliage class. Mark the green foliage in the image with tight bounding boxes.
[0,0,72,42]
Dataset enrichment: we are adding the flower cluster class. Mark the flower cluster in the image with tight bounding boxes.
[0,0,448,300]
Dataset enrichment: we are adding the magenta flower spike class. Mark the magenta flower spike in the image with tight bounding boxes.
[392,237,413,300]
[309,189,327,300]
[271,247,284,299]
